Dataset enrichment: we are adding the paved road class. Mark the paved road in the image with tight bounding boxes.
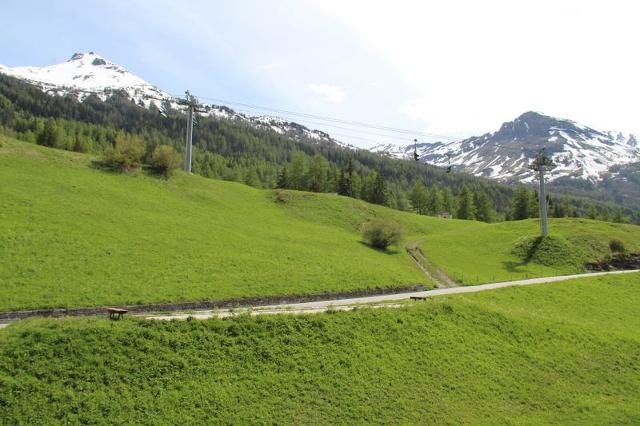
[146,269,639,322]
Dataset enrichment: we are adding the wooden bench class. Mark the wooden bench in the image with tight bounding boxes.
[107,308,128,320]
[410,296,427,301]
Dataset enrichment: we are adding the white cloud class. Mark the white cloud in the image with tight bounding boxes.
[311,0,640,137]
[308,83,346,103]
[257,63,278,71]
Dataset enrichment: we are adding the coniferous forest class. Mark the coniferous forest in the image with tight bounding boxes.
[0,74,635,223]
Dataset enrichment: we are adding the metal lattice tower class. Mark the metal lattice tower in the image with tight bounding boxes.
[528,148,556,237]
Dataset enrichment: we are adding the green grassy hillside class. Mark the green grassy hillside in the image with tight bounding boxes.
[281,190,640,284]
[1,273,639,424]
[0,137,426,311]
[421,218,640,284]
[2,136,640,311]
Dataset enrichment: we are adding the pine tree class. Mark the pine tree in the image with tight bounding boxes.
[612,207,625,223]
[409,182,428,215]
[456,185,476,220]
[441,187,455,216]
[512,186,531,220]
[289,151,307,190]
[587,204,598,220]
[370,172,388,205]
[425,185,442,215]
[243,169,260,187]
[474,190,494,222]
[362,172,377,202]
[37,118,61,147]
[327,164,340,193]
[352,173,362,199]
[276,166,288,189]
[338,158,354,197]
[308,154,328,192]
[601,207,610,222]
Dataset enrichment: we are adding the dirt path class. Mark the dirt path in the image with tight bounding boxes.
[406,239,458,288]
[145,269,639,322]
[2,270,638,329]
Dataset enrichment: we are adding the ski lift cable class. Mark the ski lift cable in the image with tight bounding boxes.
[42,87,467,162]
[183,93,460,142]
[45,86,460,143]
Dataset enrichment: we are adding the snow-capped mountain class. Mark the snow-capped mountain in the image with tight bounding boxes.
[370,111,640,183]
[0,52,345,146]
[0,52,170,108]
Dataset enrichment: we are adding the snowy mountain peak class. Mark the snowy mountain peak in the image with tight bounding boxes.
[0,52,349,148]
[67,52,120,69]
[370,112,640,184]
[0,52,170,108]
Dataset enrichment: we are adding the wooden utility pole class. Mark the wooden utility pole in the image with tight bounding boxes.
[528,148,556,236]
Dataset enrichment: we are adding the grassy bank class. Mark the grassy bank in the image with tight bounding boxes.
[1,273,639,423]
[0,137,425,311]
[421,218,640,284]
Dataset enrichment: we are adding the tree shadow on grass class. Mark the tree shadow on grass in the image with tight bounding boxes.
[503,236,545,273]
[358,241,401,255]
[502,260,528,273]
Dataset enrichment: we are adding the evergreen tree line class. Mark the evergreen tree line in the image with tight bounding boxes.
[408,181,495,221]
[0,74,637,223]
[275,154,390,206]
[510,186,629,223]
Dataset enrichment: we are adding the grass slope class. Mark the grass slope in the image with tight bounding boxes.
[0,137,425,311]
[281,190,640,284]
[2,136,639,311]
[421,218,640,284]
[1,273,639,424]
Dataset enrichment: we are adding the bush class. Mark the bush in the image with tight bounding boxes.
[362,220,404,250]
[274,190,291,204]
[102,134,145,172]
[609,239,626,253]
[150,145,182,177]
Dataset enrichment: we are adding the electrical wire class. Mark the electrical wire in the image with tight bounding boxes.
[39,86,459,145]
[183,93,459,142]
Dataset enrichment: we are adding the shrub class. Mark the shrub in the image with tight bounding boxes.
[150,145,182,177]
[102,134,145,172]
[609,239,626,253]
[362,220,404,250]
[274,190,291,204]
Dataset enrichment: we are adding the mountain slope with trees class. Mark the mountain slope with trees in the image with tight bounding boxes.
[0,73,637,223]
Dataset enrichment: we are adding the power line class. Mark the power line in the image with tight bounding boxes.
[181,93,459,142]
[224,105,439,144]
[42,86,459,145]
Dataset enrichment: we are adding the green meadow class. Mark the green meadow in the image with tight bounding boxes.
[1,135,639,311]
[421,218,640,284]
[1,273,639,424]
[0,137,424,311]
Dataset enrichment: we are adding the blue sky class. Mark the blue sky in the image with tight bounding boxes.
[2,0,639,147]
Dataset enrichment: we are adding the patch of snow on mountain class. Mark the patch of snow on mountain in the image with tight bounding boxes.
[0,52,172,109]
